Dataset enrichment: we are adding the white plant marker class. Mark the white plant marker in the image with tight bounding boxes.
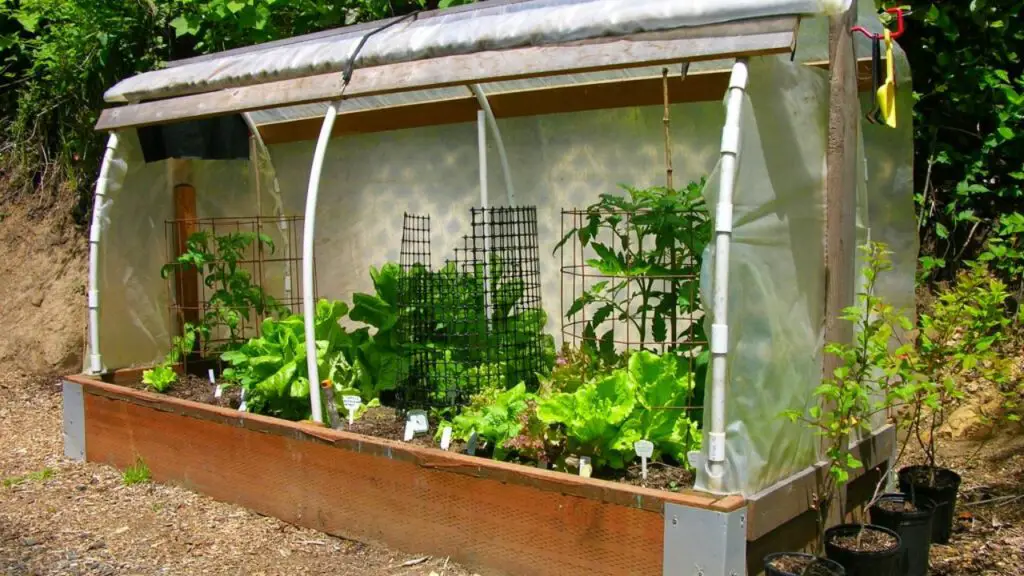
[578,456,593,478]
[439,427,453,451]
[209,369,222,398]
[238,387,247,412]
[466,431,479,455]
[407,410,429,434]
[403,421,415,442]
[342,395,361,427]
[634,440,654,481]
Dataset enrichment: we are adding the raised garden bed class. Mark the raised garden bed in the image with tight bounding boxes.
[64,373,895,576]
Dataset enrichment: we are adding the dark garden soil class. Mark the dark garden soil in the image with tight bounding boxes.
[828,527,898,553]
[345,405,437,448]
[128,374,241,409]
[877,498,917,513]
[768,554,839,576]
[905,465,960,490]
[605,461,695,492]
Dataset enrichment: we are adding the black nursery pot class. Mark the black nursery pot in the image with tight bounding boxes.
[898,465,962,544]
[869,493,936,576]
[824,524,901,576]
[764,552,845,576]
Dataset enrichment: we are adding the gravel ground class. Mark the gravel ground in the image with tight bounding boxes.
[0,371,474,576]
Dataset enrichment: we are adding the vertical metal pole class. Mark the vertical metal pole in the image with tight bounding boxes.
[478,110,492,323]
[302,101,341,424]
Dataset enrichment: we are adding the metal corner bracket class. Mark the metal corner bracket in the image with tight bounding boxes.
[62,380,86,461]
[664,502,747,576]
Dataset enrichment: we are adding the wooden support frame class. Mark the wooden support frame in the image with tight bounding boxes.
[95,16,798,131]
[255,59,875,146]
[64,373,896,575]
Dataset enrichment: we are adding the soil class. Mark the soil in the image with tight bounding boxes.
[127,373,242,409]
[604,461,694,492]
[828,526,899,553]
[768,554,840,576]
[346,406,437,448]
[877,498,917,513]
[905,465,960,491]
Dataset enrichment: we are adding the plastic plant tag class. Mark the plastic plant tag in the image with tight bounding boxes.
[207,369,215,384]
[407,410,429,434]
[238,388,247,412]
[209,369,223,398]
[403,421,415,442]
[439,427,453,451]
[634,440,654,481]
[578,456,593,478]
[466,431,479,456]
[342,395,361,427]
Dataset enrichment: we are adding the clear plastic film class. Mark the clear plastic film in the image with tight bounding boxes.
[696,57,829,495]
[104,0,851,103]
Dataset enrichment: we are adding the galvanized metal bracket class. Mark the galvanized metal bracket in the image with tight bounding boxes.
[664,502,747,576]
[62,380,86,461]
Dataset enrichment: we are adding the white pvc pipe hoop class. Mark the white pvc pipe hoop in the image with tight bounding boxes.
[706,58,748,494]
[86,132,122,375]
[302,100,342,423]
[469,84,516,206]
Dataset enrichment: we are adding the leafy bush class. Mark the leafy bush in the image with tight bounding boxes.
[537,351,700,471]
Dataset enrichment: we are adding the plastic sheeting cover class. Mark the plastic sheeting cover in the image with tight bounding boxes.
[105,0,851,103]
[696,57,828,495]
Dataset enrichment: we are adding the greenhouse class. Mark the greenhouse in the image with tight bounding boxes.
[62,0,916,574]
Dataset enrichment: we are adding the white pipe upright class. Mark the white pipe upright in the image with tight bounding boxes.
[469,85,515,206]
[707,59,748,493]
[302,101,341,423]
[478,110,493,322]
[86,133,122,374]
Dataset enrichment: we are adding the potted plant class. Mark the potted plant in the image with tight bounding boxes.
[868,493,935,576]
[899,262,1012,544]
[763,552,845,576]
[783,243,910,576]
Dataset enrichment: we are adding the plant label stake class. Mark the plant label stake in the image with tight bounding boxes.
[579,456,593,478]
[209,369,223,399]
[342,395,361,427]
[467,431,479,456]
[238,387,247,412]
[634,440,654,481]
[439,426,453,451]
[403,421,414,442]
[407,410,429,434]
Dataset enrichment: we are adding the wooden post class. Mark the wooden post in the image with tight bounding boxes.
[823,2,859,525]
[170,159,200,336]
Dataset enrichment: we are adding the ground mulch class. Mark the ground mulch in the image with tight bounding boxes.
[768,554,842,576]
[0,371,475,576]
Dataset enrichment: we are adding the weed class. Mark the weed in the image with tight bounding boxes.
[2,467,56,488]
[122,459,152,486]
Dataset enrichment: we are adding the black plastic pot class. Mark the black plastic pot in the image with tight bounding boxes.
[898,465,962,544]
[764,552,845,576]
[824,524,901,576]
[869,493,936,576]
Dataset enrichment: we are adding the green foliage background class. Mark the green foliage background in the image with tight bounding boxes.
[1,0,1023,292]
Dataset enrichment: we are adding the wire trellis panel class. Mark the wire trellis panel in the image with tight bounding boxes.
[396,207,546,411]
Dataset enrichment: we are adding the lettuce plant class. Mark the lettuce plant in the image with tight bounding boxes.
[440,383,548,462]
[537,351,700,470]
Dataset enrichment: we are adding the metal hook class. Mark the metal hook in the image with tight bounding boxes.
[852,7,906,40]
